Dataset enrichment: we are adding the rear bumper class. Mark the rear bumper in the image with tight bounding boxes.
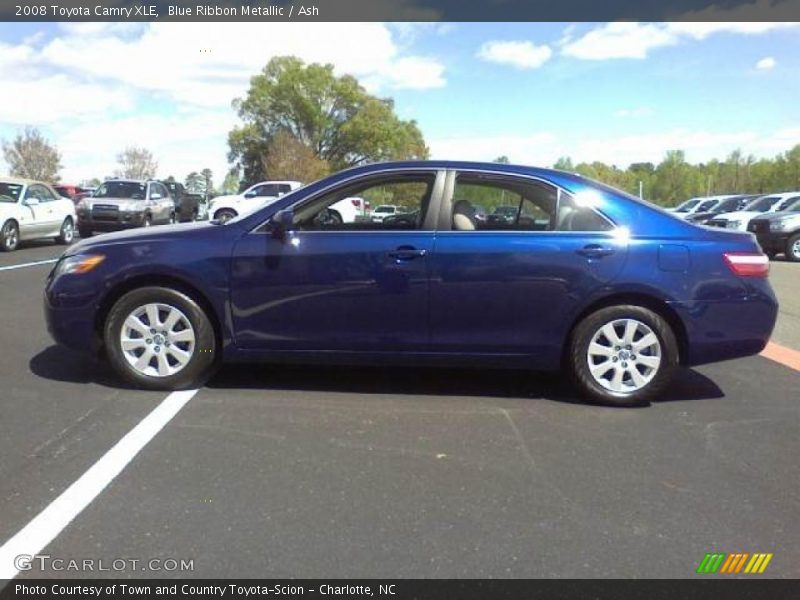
[670,286,779,366]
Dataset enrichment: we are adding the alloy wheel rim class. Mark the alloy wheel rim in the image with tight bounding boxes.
[4,224,17,248]
[120,303,196,377]
[793,239,800,258]
[63,221,73,242]
[587,318,662,393]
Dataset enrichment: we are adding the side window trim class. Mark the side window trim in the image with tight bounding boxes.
[251,169,446,234]
[440,169,616,233]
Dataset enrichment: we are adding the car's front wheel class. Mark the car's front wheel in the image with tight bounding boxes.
[56,217,74,245]
[786,233,800,263]
[104,287,217,390]
[569,305,679,407]
[214,209,237,223]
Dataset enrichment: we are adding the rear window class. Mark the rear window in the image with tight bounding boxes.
[0,183,24,202]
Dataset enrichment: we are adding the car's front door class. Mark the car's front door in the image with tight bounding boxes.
[230,170,444,352]
[20,185,54,237]
[429,170,628,359]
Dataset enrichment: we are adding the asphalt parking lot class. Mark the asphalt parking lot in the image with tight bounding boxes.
[0,238,798,579]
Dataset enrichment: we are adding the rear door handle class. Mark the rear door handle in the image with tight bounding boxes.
[576,244,614,258]
[388,246,428,261]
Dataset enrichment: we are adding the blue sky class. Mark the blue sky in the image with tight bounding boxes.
[1,22,798,183]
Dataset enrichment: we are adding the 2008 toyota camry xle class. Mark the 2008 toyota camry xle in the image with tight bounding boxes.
[44,161,778,406]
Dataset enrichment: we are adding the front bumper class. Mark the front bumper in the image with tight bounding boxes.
[78,211,148,232]
[752,231,790,253]
[44,269,102,354]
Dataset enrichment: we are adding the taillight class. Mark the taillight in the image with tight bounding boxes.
[351,199,361,207]
[723,252,769,278]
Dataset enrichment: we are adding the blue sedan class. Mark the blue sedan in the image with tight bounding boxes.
[44,161,778,406]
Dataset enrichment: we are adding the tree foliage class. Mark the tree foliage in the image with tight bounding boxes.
[229,56,428,184]
[552,144,800,206]
[115,146,157,180]
[1,126,62,182]
[262,129,330,183]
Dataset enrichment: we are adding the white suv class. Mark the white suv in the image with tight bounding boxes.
[706,193,799,231]
[209,180,302,222]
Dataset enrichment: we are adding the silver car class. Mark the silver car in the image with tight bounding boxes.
[76,180,176,237]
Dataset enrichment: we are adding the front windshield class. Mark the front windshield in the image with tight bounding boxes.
[675,199,701,213]
[696,199,718,211]
[715,197,744,212]
[776,197,800,211]
[743,196,779,212]
[94,181,146,200]
[0,182,23,203]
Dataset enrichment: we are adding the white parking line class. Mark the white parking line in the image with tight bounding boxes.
[0,389,199,579]
[0,259,58,272]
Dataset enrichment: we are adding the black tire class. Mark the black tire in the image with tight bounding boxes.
[1,220,19,251]
[142,214,152,228]
[786,233,800,263]
[214,209,237,223]
[765,250,777,260]
[78,225,92,238]
[569,305,679,407]
[104,286,217,390]
[169,211,177,225]
[56,217,75,245]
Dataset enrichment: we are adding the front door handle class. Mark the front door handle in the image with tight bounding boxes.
[576,244,614,258]
[388,246,428,261]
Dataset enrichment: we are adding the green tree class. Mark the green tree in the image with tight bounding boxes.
[493,155,510,164]
[220,169,240,195]
[200,168,214,200]
[228,56,428,184]
[115,146,157,179]
[2,126,62,182]
[553,157,574,171]
[185,171,203,194]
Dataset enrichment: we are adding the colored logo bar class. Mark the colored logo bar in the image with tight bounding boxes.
[696,553,773,574]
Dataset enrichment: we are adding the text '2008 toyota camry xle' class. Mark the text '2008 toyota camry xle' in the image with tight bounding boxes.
[44,161,778,406]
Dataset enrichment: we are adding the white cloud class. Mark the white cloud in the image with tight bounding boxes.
[755,56,776,70]
[561,23,677,60]
[477,40,552,69]
[0,23,447,181]
[429,127,796,169]
[561,21,800,61]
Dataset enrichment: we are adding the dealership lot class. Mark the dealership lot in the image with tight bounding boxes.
[0,239,798,579]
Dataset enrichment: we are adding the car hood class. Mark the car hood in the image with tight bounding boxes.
[209,194,243,204]
[67,221,223,254]
[710,211,761,221]
[752,210,800,223]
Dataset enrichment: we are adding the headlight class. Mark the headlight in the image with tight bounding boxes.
[54,254,105,276]
[77,199,90,210]
[772,218,799,231]
[727,220,741,229]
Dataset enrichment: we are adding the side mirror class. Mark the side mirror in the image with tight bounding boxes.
[244,191,257,199]
[270,209,294,240]
[25,198,40,206]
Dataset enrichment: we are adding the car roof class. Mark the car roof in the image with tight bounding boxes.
[103,178,150,184]
[0,177,35,185]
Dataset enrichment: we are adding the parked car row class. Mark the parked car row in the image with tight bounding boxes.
[670,191,800,261]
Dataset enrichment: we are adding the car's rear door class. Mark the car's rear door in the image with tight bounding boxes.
[229,169,444,352]
[429,169,628,360]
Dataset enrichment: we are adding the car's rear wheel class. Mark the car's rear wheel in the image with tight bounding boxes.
[214,209,237,223]
[1,220,19,252]
[142,214,152,227]
[104,287,217,390]
[786,234,800,263]
[569,305,679,407]
[56,217,74,245]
